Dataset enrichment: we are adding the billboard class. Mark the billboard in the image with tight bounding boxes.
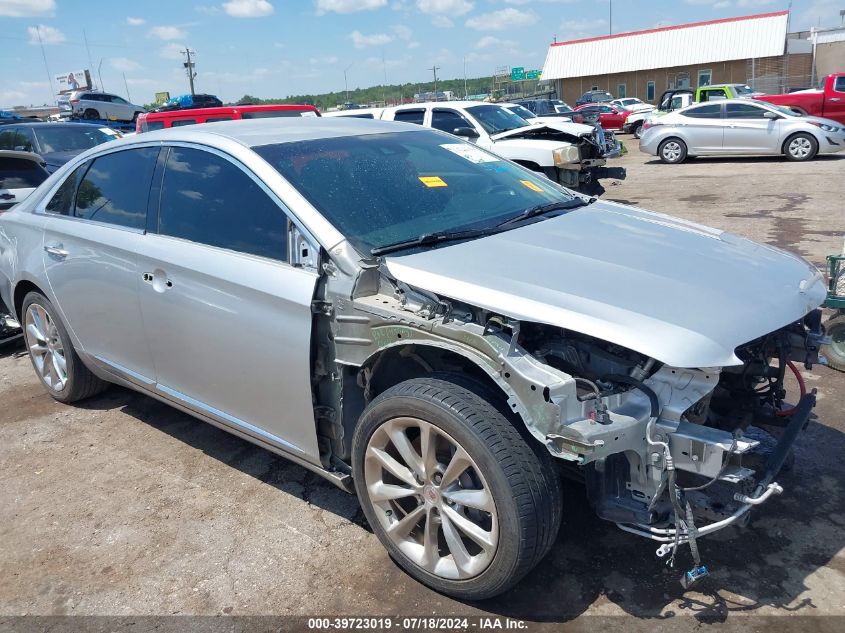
[55,70,92,94]
[155,91,171,105]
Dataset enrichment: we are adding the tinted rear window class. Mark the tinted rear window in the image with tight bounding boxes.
[0,157,48,189]
[143,121,166,131]
[73,147,158,229]
[170,119,197,127]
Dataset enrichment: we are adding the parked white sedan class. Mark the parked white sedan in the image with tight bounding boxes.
[639,99,845,163]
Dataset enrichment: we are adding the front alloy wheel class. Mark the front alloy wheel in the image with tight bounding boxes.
[353,377,562,599]
[785,133,817,161]
[364,417,498,580]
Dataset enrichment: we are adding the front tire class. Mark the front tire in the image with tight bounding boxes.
[658,137,687,164]
[352,377,562,600]
[83,108,100,120]
[822,313,845,372]
[784,133,818,161]
[22,292,107,403]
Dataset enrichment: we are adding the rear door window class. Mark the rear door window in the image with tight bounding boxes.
[45,164,87,215]
[72,147,159,229]
[681,103,722,118]
[157,147,288,262]
[143,121,166,131]
[393,109,426,125]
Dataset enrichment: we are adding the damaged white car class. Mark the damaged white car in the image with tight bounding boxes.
[328,101,625,195]
[0,118,827,599]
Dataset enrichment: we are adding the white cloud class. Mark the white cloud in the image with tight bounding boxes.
[149,25,187,40]
[475,35,516,49]
[126,16,145,25]
[222,0,274,17]
[392,24,412,39]
[0,0,54,17]
[350,30,394,48]
[465,8,537,31]
[110,57,142,71]
[316,0,387,14]
[416,0,472,16]
[27,24,64,45]
[796,0,843,29]
[408,40,420,48]
[160,43,185,59]
[431,15,453,27]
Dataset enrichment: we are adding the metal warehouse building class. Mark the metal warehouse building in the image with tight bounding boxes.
[542,10,816,105]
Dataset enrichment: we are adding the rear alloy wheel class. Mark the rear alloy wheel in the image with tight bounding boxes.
[22,292,107,403]
[83,108,100,120]
[822,313,845,372]
[658,138,687,164]
[784,133,818,162]
[353,377,561,600]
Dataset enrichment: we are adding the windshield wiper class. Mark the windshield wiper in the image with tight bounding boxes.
[371,227,500,257]
[496,197,595,228]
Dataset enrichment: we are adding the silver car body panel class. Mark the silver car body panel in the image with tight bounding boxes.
[385,201,826,369]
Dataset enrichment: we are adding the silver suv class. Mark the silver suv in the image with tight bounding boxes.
[0,118,826,599]
[68,90,146,122]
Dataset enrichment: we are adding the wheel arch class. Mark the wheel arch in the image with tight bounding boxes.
[781,130,820,155]
[13,278,47,322]
[339,340,535,460]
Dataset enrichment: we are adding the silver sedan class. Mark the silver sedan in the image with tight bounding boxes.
[639,98,845,163]
[0,118,827,599]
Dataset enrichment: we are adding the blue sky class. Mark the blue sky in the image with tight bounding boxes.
[1,0,842,107]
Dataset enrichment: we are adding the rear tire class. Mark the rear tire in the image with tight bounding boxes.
[658,137,687,164]
[83,108,99,120]
[783,133,818,161]
[632,121,644,139]
[822,313,845,372]
[21,292,107,403]
[352,377,562,600]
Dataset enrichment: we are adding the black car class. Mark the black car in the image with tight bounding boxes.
[575,90,615,107]
[155,93,224,112]
[0,122,120,173]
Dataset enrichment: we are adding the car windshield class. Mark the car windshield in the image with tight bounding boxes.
[735,85,755,96]
[507,105,537,119]
[0,157,47,189]
[465,105,530,135]
[255,130,576,255]
[32,126,117,153]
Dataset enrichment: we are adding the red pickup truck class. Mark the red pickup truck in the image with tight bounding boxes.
[758,73,845,125]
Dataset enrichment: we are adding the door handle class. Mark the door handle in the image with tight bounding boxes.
[44,244,68,258]
[829,97,841,102]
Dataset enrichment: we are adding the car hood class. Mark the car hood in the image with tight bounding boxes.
[384,201,826,369]
[42,150,83,173]
[491,122,594,140]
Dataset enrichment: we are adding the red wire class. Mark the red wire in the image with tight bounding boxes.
[775,360,806,417]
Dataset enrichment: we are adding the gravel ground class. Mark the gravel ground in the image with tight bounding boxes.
[1,141,843,631]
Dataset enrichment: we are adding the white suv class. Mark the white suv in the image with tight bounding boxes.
[69,91,146,122]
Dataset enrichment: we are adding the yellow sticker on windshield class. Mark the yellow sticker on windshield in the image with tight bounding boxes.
[520,179,544,192]
[419,176,447,188]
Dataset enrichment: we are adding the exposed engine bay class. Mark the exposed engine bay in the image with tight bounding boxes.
[320,260,825,586]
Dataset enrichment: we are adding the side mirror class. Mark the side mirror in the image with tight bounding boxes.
[453,126,479,139]
[763,111,778,120]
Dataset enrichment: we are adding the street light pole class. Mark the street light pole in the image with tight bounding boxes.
[609,0,613,35]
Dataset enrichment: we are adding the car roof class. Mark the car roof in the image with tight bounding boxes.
[119,116,427,148]
[0,149,46,163]
[2,122,109,129]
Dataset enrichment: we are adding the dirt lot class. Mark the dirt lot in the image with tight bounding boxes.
[1,142,844,630]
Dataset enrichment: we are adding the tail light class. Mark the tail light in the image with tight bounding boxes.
[641,119,660,131]
[70,99,80,104]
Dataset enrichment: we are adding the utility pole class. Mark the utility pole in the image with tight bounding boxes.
[609,0,613,35]
[382,51,387,105]
[182,48,197,96]
[34,26,56,105]
[97,59,105,93]
[123,72,131,102]
[83,29,95,88]
[428,66,440,100]
[463,56,468,98]
[344,62,354,104]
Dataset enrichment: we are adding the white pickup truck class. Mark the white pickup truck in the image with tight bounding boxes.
[326,101,626,195]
